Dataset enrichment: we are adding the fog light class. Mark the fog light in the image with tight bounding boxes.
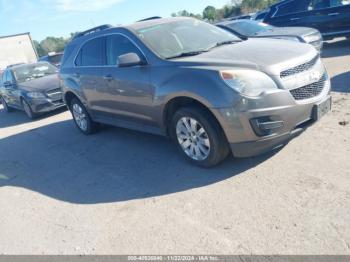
[250,116,284,137]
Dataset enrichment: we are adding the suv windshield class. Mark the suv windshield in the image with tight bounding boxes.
[136,19,240,59]
[226,21,273,36]
[13,62,58,83]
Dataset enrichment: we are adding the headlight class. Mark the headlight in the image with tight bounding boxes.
[303,34,321,43]
[275,36,301,42]
[220,70,278,97]
[27,92,46,99]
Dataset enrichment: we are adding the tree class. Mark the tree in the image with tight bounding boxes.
[203,6,217,21]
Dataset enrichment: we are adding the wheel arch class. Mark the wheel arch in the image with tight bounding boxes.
[162,96,228,142]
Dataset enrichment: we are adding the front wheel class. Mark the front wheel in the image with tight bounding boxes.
[70,98,98,135]
[171,107,230,168]
[22,99,36,119]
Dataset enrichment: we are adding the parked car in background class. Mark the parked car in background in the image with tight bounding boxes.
[217,19,323,52]
[39,52,64,68]
[60,17,331,167]
[262,0,350,40]
[0,62,65,119]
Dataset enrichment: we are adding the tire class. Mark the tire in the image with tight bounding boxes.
[1,97,13,113]
[170,106,230,168]
[70,97,98,135]
[22,99,36,119]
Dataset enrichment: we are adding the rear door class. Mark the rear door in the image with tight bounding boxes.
[265,0,332,33]
[325,0,350,34]
[74,36,106,115]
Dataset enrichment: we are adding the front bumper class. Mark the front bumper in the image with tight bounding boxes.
[213,79,331,158]
[28,98,65,113]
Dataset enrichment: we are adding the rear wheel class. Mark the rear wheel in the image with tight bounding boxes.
[22,99,36,119]
[70,98,98,135]
[1,97,13,113]
[170,106,230,168]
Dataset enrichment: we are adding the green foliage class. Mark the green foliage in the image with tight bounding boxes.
[173,0,280,22]
[34,32,80,57]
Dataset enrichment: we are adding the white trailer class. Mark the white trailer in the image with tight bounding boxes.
[0,33,38,70]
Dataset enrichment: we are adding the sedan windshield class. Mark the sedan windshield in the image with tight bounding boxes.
[226,20,274,36]
[13,62,58,83]
[136,19,240,59]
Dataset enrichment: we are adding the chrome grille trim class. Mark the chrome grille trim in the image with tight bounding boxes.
[280,56,319,79]
[290,74,327,101]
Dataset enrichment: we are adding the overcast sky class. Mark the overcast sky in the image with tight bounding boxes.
[0,0,230,41]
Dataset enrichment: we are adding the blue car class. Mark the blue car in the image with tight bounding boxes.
[262,0,350,40]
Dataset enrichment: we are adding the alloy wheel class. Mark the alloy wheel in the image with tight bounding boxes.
[176,117,211,161]
[72,103,88,131]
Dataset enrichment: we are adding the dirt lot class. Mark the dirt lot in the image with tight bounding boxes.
[0,38,349,255]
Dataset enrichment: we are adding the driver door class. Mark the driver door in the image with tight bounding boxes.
[3,70,21,108]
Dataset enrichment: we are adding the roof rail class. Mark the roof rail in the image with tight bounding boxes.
[137,16,162,22]
[73,24,113,40]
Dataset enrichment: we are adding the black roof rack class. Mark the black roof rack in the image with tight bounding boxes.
[73,24,113,40]
[137,16,162,22]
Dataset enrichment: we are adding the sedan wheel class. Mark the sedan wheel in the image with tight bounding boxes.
[22,99,35,119]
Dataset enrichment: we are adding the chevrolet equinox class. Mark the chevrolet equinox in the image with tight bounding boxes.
[60,17,332,167]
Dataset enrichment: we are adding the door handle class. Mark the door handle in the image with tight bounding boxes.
[103,75,113,81]
[328,13,340,16]
[290,17,301,21]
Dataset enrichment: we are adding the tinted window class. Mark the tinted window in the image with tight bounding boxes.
[106,35,143,66]
[309,0,330,9]
[330,0,350,6]
[6,71,13,83]
[275,0,312,16]
[79,37,105,66]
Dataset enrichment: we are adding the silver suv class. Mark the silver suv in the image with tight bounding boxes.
[60,17,331,167]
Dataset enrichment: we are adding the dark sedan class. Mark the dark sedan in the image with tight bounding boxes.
[0,62,65,119]
[217,19,323,52]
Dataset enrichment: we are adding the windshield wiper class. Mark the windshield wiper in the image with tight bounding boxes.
[206,40,241,51]
[166,50,209,59]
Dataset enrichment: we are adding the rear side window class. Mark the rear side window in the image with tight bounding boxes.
[76,37,105,66]
[106,35,143,66]
[274,0,312,16]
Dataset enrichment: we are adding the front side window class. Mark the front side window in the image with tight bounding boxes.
[309,0,331,10]
[6,71,14,83]
[136,19,240,59]
[12,62,58,83]
[106,35,144,66]
[78,37,105,66]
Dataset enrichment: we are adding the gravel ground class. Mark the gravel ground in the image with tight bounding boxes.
[0,38,349,255]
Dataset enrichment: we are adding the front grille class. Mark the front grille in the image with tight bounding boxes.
[290,74,327,101]
[280,56,319,79]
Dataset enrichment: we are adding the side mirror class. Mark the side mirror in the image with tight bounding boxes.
[117,53,144,68]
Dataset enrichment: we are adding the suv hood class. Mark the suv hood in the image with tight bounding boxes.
[19,74,60,92]
[174,38,318,76]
